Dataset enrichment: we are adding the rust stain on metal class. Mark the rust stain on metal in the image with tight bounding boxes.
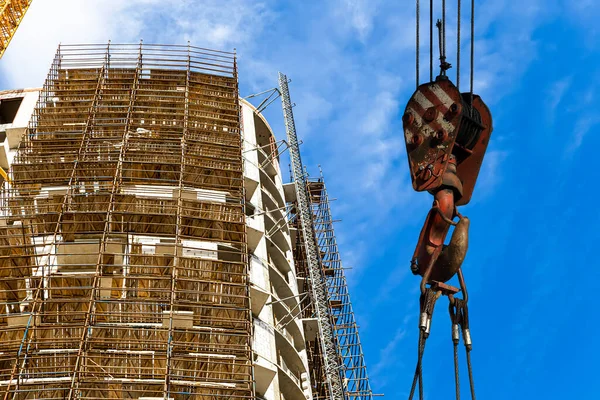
[430,216,469,283]
[430,281,461,296]
[455,95,493,206]
[402,78,493,207]
[402,78,464,193]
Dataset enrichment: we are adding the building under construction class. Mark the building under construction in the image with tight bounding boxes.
[0,43,374,400]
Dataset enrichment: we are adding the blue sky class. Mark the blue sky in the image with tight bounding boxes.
[2,1,600,398]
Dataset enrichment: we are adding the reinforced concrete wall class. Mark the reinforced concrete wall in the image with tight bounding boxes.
[241,99,312,400]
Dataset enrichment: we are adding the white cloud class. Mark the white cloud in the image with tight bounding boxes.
[370,325,408,378]
[471,150,508,202]
[568,116,600,153]
[360,90,398,135]
[338,0,379,42]
[1,0,125,88]
[559,71,600,155]
[0,0,273,89]
[547,76,572,118]
[374,264,410,303]
[124,0,274,49]
[293,92,334,139]
[564,0,600,35]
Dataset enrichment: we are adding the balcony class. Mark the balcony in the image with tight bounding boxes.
[268,265,296,314]
[273,323,306,380]
[245,212,264,253]
[253,353,277,398]
[259,169,285,208]
[266,236,291,275]
[256,147,278,179]
[261,188,286,224]
[272,302,304,353]
[276,359,308,400]
[264,211,290,253]
[250,283,270,317]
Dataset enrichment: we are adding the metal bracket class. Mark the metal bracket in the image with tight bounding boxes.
[244,87,281,114]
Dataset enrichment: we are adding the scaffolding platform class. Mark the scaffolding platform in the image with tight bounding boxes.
[0,43,252,399]
[308,176,374,400]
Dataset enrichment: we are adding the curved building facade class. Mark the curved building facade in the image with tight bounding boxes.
[241,99,311,400]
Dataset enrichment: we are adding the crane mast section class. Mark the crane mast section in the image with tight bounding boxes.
[278,72,345,400]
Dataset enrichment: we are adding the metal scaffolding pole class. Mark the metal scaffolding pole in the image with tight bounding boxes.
[0,43,252,400]
[308,176,374,399]
[278,72,345,400]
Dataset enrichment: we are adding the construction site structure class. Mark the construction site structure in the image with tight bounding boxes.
[0,42,254,399]
[283,176,375,400]
[0,42,374,400]
[0,0,33,59]
[0,42,317,400]
[308,176,373,399]
[0,88,39,181]
[278,75,374,400]
[241,97,313,400]
[277,73,345,400]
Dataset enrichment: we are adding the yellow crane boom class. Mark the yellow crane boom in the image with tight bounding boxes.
[0,0,32,59]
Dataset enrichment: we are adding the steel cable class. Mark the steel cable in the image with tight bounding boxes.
[456,299,476,400]
[430,0,433,81]
[409,291,431,400]
[470,0,474,104]
[457,0,461,88]
[462,302,476,400]
[408,331,425,400]
[442,0,446,63]
[408,289,440,400]
[449,300,461,400]
[417,0,420,88]
[466,349,476,400]
[454,343,461,399]
[418,332,425,400]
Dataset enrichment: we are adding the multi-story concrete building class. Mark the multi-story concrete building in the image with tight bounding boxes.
[0,43,373,400]
[0,88,39,182]
[0,43,313,400]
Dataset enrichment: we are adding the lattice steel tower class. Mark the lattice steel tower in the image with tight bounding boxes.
[0,0,33,59]
[279,74,375,400]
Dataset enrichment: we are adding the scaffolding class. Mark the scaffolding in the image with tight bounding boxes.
[0,0,32,59]
[0,43,253,399]
[308,176,373,400]
[289,176,374,400]
[290,212,329,399]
